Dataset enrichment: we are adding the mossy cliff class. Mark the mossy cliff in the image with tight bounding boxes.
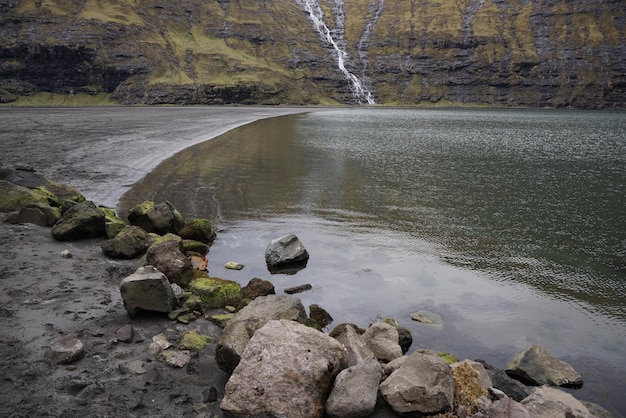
[0,0,623,108]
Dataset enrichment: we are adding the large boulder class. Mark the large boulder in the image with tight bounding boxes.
[325,358,381,418]
[101,225,148,259]
[144,240,193,287]
[379,350,455,416]
[51,200,105,241]
[362,321,403,363]
[120,266,177,317]
[451,360,491,415]
[521,386,596,418]
[265,233,309,273]
[0,167,83,203]
[220,319,346,418]
[17,202,61,226]
[506,345,583,388]
[178,218,217,244]
[127,200,185,235]
[330,323,376,367]
[383,317,413,354]
[476,359,529,401]
[215,295,308,373]
[489,397,533,418]
[98,206,127,239]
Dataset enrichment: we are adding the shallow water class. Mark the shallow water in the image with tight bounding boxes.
[121,108,626,414]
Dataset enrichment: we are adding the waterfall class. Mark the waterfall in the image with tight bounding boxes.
[295,0,376,104]
[357,0,384,83]
[462,0,484,45]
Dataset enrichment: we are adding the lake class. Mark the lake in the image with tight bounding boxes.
[120,108,626,414]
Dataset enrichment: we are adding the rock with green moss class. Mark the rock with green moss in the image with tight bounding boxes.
[17,202,61,226]
[51,200,106,241]
[438,352,460,365]
[145,240,194,287]
[146,232,181,247]
[99,206,127,239]
[101,225,148,259]
[178,330,214,351]
[180,239,209,256]
[0,180,59,212]
[178,218,217,244]
[128,200,185,235]
[188,276,242,311]
[209,313,235,328]
[0,168,84,208]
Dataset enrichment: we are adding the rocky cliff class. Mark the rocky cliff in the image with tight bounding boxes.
[1,0,623,108]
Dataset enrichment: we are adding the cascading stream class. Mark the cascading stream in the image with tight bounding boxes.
[295,0,376,104]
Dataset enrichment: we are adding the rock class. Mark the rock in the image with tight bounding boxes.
[146,232,181,247]
[180,239,209,256]
[265,233,309,273]
[325,358,381,418]
[476,359,530,402]
[157,349,191,368]
[60,250,72,259]
[3,211,19,224]
[224,261,244,270]
[410,310,443,327]
[521,386,595,418]
[187,275,242,311]
[122,360,147,375]
[383,317,413,354]
[0,180,56,212]
[208,313,235,328]
[241,277,275,300]
[119,266,176,317]
[451,360,490,414]
[215,295,308,373]
[148,333,172,356]
[178,330,213,351]
[189,255,208,271]
[309,303,333,329]
[506,345,583,388]
[362,321,403,363]
[0,168,83,203]
[379,350,455,416]
[489,397,533,418]
[44,335,85,364]
[144,240,194,287]
[220,319,346,418]
[178,218,216,244]
[115,324,134,343]
[331,324,377,367]
[17,202,61,226]
[284,283,312,294]
[100,225,148,259]
[51,200,105,241]
[127,200,185,235]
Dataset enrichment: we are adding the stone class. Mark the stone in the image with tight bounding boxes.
[265,233,309,273]
[209,313,235,328]
[157,349,191,368]
[215,295,308,373]
[0,180,56,212]
[362,321,403,363]
[115,324,134,343]
[17,202,61,226]
[383,317,413,354]
[284,283,312,294]
[119,266,176,317]
[101,225,148,259]
[224,261,244,270]
[220,319,346,418]
[122,360,147,375]
[451,360,490,414]
[127,200,185,235]
[187,275,242,311]
[379,350,455,416]
[44,335,85,364]
[180,239,209,256]
[51,200,105,241]
[241,277,275,300]
[144,240,194,287]
[521,386,595,418]
[452,360,493,391]
[178,218,216,244]
[178,330,213,351]
[476,359,529,402]
[506,345,583,388]
[331,324,376,367]
[98,206,126,239]
[325,358,381,418]
[309,303,333,329]
[410,310,443,327]
[60,250,72,258]
[489,397,533,418]
[148,333,172,356]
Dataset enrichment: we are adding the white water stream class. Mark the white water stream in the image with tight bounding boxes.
[296,0,376,104]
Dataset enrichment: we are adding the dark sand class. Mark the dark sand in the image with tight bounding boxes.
[0,107,321,417]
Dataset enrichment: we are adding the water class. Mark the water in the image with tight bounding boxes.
[121,108,626,414]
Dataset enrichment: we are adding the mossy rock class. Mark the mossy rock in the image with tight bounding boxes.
[180,239,209,256]
[178,218,217,244]
[128,200,185,235]
[99,206,127,238]
[146,232,182,247]
[17,202,61,226]
[178,330,213,351]
[438,352,460,365]
[0,169,84,208]
[101,225,148,259]
[188,276,242,310]
[0,180,59,212]
[209,313,235,328]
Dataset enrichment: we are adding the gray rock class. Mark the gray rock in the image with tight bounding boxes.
[309,303,333,329]
[265,233,309,273]
[362,321,403,363]
[221,319,346,418]
[119,266,176,317]
[157,349,191,368]
[241,277,275,300]
[477,359,530,402]
[451,360,493,391]
[215,295,308,374]
[489,397,533,418]
[330,323,376,367]
[115,324,134,343]
[18,202,61,226]
[383,317,413,354]
[326,358,381,418]
[379,350,455,416]
[284,283,312,294]
[521,386,594,418]
[101,225,148,259]
[44,335,85,364]
[506,345,583,388]
[144,240,193,287]
[127,200,185,235]
[51,200,105,241]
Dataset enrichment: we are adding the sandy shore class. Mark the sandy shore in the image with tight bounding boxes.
[0,106,324,417]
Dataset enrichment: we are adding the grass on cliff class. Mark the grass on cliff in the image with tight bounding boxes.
[6,92,116,107]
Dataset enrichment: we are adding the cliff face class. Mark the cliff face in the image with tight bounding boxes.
[1,0,623,108]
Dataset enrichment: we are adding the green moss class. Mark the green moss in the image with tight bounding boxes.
[178,330,214,351]
[0,181,59,212]
[180,239,209,256]
[188,276,242,310]
[6,92,115,107]
[208,313,235,328]
[437,352,459,365]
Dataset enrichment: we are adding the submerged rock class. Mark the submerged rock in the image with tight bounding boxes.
[265,233,309,274]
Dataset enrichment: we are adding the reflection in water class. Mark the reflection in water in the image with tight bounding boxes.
[120,109,626,414]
